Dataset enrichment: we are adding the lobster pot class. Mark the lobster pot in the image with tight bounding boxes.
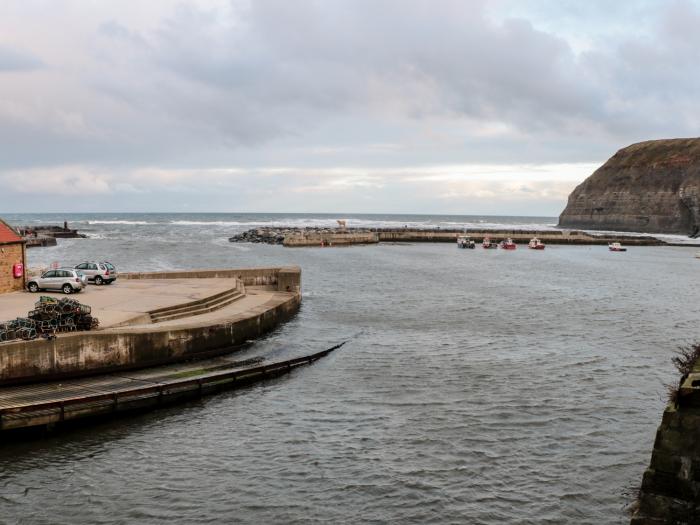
[0,298,99,343]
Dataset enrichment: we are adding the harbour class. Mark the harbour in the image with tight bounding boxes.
[0,213,697,524]
[4,2,700,521]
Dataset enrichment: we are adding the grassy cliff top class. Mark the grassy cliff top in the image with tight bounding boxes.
[607,137,700,168]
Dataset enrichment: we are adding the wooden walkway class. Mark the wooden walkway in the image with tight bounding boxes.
[0,343,344,431]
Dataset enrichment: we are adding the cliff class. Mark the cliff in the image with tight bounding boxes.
[559,139,700,236]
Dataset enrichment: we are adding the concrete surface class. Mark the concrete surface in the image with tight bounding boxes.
[0,278,240,328]
[0,267,302,385]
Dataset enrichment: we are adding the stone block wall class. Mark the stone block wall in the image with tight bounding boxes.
[632,369,700,523]
[0,243,25,294]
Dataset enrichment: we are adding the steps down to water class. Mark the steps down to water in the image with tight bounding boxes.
[148,282,245,323]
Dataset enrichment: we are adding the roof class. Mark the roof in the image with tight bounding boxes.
[0,219,24,244]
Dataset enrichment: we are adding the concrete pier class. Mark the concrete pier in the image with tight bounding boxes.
[229,227,667,247]
[0,267,301,385]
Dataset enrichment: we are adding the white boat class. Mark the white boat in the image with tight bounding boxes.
[609,242,627,252]
[482,236,497,249]
[528,238,545,250]
[457,235,475,249]
[695,251,700,259]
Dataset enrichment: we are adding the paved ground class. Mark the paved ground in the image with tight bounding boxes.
[0,278,240,328]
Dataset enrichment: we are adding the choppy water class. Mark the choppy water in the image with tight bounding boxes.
[1,213,699,524]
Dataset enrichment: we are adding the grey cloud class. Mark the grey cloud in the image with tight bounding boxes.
[1,1,700,213]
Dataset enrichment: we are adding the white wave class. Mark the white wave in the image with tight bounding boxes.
[580,229,700,245]
[171,218,560,230]
[88,220,153,225]
[171,220,249,226]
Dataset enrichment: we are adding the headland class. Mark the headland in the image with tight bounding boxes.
[559,138,700,236]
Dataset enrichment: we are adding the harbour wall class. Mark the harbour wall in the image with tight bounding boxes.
[271,228,665,247]
[121,266,301,292]
[0,267,301,386]
[631,349,700,523]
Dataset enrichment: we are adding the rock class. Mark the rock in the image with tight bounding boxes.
[559,138,700,236]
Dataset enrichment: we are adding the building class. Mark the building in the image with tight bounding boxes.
[0,218,26,294]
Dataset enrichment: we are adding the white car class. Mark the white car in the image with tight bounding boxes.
[27,269,86,294]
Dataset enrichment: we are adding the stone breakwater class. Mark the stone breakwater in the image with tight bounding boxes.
[16,224,86,248]
[229,228,325,244]
[229,227,667,247]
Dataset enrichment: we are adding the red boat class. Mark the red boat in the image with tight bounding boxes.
[500,238,517,250]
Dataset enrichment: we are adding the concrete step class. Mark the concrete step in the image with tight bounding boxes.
[150,293,244,323]
[148,286,241,317]
[150,288,242,320]
[149,288,241,319]
[150,290,245,323]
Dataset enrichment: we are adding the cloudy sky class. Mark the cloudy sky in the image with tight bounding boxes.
[1,0,698,215]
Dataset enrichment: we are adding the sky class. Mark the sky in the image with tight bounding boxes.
[1,0,699,215]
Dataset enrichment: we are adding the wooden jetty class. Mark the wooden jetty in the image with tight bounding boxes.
[0,343,343,432]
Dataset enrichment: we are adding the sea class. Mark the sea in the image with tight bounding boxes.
[1,212,699,524]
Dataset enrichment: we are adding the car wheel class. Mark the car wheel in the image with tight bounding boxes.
[28,282,39,293]
[62,284,73,294]
[94,276,104,285]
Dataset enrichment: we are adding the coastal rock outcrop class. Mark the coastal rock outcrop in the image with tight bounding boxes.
[559,138,700,236]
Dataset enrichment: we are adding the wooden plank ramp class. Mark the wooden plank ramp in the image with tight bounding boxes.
[0,342,344,431]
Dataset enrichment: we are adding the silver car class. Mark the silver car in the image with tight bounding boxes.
[62,268,88,287]
[74,261,117,285]
[27,269,86,294]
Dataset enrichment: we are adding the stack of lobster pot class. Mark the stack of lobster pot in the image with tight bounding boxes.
[0,296,99,343]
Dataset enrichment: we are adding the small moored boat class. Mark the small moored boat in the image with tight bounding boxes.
[500,238,517,250]
[482,236,498,249]
[457,235,475,249]
[695,251,700,259]
[528,238,545,250]
[609,242,627,252]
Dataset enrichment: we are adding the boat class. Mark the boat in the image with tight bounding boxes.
[457,235,475,249]
[695,251,700,259]
[500,238,516,250]
[482,236,498,249]
[528,238,545,250]
[609,242,627,252]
